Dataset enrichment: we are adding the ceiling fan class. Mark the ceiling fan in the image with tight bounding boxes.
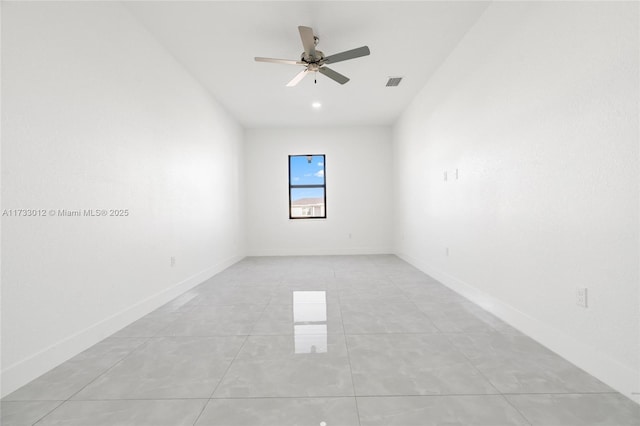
[255,26,370,87]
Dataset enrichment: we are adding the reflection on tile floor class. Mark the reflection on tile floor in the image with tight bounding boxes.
[3,255,639,425]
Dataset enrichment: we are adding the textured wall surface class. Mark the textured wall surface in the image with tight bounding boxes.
[1,2,245,396]
[393,1,639,401]
[245,127,393,256]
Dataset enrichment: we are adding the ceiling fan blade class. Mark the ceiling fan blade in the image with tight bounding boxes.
[318,66,349,85]
[298,26,317,58]
[286,69,309,87]
[324,46,370,64]
[255,57,306,65]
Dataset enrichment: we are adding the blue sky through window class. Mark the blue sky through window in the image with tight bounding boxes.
[290,155,325,186]
[291,187,324,200]
[290,155,325,201]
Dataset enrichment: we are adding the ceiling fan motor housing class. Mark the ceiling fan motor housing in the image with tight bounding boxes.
[301,50,324,64]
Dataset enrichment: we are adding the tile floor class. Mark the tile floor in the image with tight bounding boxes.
[2,255,639,425]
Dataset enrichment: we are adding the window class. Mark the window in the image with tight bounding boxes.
[289,154,326,219]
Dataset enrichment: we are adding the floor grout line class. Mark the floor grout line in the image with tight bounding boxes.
[500,393,535,426]
[189,300,271,426]
[29,336,153,425]
[6,256,636,425]
[63,337,153,401]
[336,266,363,426]
[437,330,536,426]
[191,333,251,426]
[11,390,625,404]
[28,400,66,426]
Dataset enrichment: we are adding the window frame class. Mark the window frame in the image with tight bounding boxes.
[288,154,326,220]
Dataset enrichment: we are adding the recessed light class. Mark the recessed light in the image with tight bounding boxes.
[311,102,322,109]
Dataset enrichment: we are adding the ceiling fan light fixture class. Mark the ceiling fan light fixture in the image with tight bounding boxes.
[311,102,322,109]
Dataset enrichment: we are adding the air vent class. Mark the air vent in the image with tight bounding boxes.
[386,77,403,87]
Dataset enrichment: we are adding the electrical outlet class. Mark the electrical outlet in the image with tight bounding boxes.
[576,287,588,308]
[348,233,352,239]
[170,256,176,267]
[444,171,448,181]
[445,247,450,257]
[455,168,459,180]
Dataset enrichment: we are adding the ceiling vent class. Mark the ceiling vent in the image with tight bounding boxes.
[386,77,403,87]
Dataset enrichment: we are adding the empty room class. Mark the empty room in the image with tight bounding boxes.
[1,1,639,425]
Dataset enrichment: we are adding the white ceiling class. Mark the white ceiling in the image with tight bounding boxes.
[125,1,490,128]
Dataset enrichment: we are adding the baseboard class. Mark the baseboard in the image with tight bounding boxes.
[0,254,244,398]
[247,247,393,256]
[396,251,640,405]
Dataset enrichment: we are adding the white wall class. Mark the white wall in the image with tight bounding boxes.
[1,2,245,397]
[393,1,639,402]
[245,127,392,255]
